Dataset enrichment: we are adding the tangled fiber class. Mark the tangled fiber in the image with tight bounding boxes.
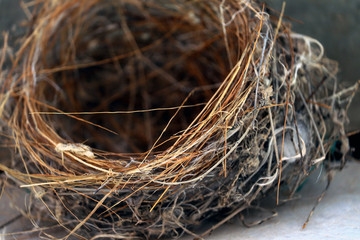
[0,0,358,239]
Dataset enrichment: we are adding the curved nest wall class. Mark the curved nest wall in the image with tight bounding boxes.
[0,0,356,239]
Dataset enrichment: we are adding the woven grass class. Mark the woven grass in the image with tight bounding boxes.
[0,0,357,239]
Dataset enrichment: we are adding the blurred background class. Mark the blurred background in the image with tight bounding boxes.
[266,0,360,131]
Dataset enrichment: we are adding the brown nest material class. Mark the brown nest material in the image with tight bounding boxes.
[0,0,358,239]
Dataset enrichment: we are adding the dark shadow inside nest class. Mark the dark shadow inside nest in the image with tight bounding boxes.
[36,2,243,154]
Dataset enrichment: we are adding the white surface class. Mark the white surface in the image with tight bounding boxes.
[191,162,360,240]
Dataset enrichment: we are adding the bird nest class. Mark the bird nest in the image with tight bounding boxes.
[0,0,357,239]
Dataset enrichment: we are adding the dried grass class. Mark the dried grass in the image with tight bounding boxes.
[0,0,357,239]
